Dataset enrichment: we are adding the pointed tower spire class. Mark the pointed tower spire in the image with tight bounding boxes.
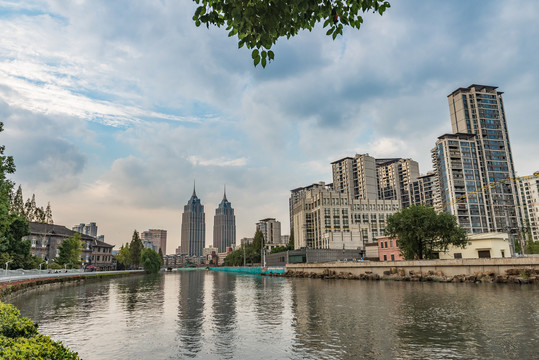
[223,184,227,201]
[192,180,197,197]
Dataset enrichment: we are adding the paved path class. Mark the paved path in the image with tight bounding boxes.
[0,270,145,283]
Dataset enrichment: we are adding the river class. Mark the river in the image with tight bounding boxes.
[6,271,539,359]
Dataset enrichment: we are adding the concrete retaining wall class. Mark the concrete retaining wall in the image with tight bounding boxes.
[286,257,539,277]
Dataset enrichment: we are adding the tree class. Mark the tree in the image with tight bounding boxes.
[116,243,131,270]
[129,230,143,268]
[140,248,162,274]
[24,194,37,222]
[0,123,34,269]
[193,0,390,67]
[224,230,265,266]
[385,205,467,260]
[56,233,83,267]
[45,202,53,224]
[11,185,24,217]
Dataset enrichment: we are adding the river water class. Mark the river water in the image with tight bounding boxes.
[6,271,539,359]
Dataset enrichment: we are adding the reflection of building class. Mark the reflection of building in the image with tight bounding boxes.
[256,218,281,244]
[213,188,236,252]
[25,222,115,268]
[141,229,167,254]
[517,172,539,243]
[72,222,98,238]
[181,185,206,256]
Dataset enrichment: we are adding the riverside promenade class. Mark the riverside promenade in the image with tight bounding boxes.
[0,269,145,297]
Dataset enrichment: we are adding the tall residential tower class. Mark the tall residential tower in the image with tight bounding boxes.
[446,85,519,232]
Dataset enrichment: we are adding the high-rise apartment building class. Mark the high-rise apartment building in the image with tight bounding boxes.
[72,222,98,238]
[213,189,236,252]
[446,85,519,232]
[376,158,420,208]
[409,171,439,209]
[432,133,489,233]
[256,218,281,244]
[180,185,205,256]
[140,229,167,255]
[517,172,539,243]
[332,154,378,200]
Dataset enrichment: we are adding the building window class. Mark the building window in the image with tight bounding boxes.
[390,240,393,248]
[383,255,387,261]
[454,253,462,259]
[391,254,395,261]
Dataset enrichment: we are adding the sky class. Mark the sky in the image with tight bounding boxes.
[1,0,538,254]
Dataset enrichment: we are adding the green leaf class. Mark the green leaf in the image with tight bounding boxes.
[326,27,334,36]
[261,57,267,68]
[268,50,274,60]
[251,49,259,59]
[254,55,260,66]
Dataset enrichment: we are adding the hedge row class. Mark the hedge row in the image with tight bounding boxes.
[0,302,78,359]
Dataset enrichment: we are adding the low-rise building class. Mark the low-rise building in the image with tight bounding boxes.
[91,240,115,270]
[438,232,511,259]
[377,236,404,261]
[25,222,115,269]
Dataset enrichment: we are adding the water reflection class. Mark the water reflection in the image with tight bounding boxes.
[211,272,237,359]
[176,271,206,358]
[4,272,538,360]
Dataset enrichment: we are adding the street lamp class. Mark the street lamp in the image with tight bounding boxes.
[5,260,13,276]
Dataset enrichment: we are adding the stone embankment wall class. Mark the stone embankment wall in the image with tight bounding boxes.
[282,258,539,284]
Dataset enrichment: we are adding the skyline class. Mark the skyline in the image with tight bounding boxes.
[1,1,538,252]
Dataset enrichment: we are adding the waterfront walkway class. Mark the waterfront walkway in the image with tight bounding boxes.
[0,269,144,284]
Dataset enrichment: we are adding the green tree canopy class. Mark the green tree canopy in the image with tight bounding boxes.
[385,205,467,260]
[140,248,163,274]
[193,0,390,67]
[116,243,131,269]
[130,230,143,268]
[224,230,265,266]
[56,233,83,267]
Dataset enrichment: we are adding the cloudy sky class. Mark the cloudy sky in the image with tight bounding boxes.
[1,1,538,253]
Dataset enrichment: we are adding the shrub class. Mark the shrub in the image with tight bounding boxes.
[0,302,78,359]
[47,263,62,270]
[0,303,37,338]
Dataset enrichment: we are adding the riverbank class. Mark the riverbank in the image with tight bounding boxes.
[279,258,539,284]
[210,266,285,275]
[0,270,145,299]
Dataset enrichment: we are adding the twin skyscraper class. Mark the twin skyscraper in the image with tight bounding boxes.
[179,184,236,256]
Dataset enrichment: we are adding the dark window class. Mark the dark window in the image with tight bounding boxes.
[478,250,491,258]
[391,254,395,261]
[383,255,387,261]
[454,253,462,259]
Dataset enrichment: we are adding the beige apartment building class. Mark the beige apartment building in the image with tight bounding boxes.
[331,154,378,200]
[517,172,539,243]
[376,158,420,208]
[291,182,399,251]
[141,229,167,254]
